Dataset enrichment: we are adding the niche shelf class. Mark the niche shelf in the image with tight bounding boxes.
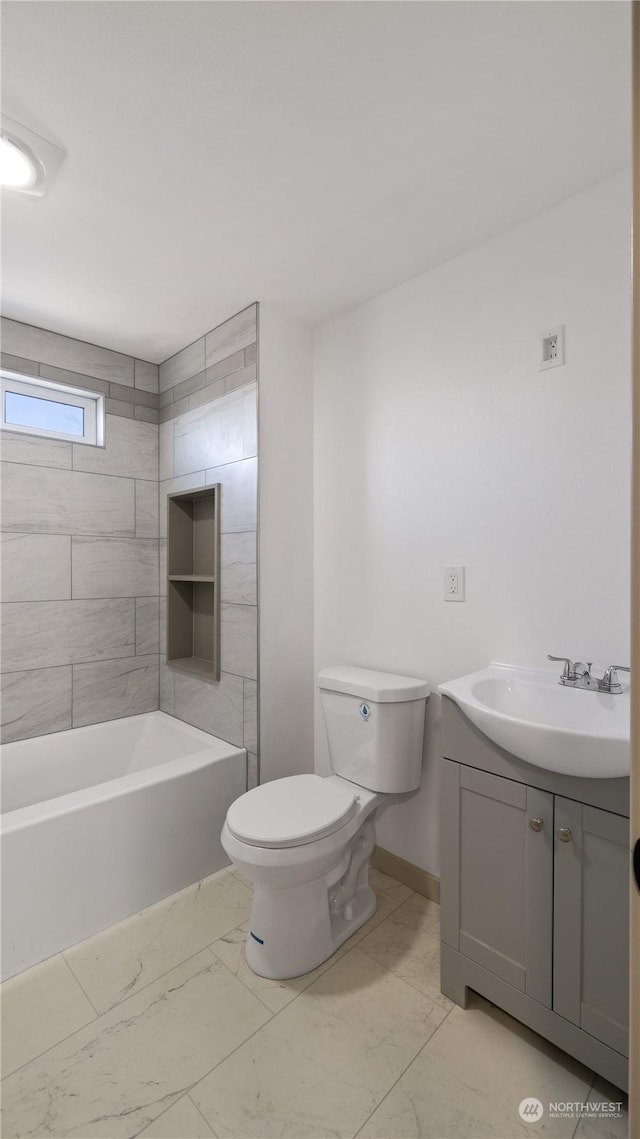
[166,485,220,680]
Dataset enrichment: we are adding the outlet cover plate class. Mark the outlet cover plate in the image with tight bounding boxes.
[444,565,465,602]
[539,324,565,371]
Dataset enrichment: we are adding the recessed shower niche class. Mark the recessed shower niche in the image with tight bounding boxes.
[167,485,220,679]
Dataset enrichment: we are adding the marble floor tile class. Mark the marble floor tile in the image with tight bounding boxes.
[368,866,414,904]
[191,947,447,1139]
[1,949,270,1139]
[1,955,96,1078]
[64,868,253,1013]
[358,994,595,1139]
[137,1094,217,1138]
[573,1076,628,1139]
[358,892,451,1010]
[210,888,403,1016]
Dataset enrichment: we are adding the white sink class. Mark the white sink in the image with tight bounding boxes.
[439,663,630,779]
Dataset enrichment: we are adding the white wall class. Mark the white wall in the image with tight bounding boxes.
[313,172,632,875]
[258,305,315,782]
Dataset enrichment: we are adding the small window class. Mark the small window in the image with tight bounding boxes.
[1,371,105,446]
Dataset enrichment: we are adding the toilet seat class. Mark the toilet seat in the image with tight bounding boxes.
[226,774,357,849]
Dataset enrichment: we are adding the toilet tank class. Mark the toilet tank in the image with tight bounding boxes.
[318,666,430,793]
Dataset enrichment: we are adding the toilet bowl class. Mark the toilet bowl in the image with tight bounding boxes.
[221,666,430,980]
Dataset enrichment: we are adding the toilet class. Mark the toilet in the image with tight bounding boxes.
[221,665,430,980]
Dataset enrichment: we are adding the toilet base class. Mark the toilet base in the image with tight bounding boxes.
[245,877,377,980]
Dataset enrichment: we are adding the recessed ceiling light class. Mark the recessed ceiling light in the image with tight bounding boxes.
[0,135,40,190]
[0,115,66,197]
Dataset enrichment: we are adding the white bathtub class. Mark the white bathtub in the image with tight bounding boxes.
[1,711,246,980]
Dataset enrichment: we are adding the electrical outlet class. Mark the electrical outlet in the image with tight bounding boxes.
[539,325,565,371]
[444,566,465,602]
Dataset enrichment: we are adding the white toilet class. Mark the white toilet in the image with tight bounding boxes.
[221,665,430,980]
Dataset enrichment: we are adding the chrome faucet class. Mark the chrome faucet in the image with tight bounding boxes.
[598,665,630,695]
[547,656,630,694]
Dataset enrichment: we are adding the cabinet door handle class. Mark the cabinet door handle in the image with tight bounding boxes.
[557,827,572,843]
[529,817,544,832]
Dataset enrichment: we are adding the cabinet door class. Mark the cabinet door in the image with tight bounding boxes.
[441,762,553,1006]
[554,798,629,1056]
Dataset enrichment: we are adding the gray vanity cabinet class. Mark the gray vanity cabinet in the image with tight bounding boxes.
[553,798,629,1055]
[440,696,630,1091]
[441,764,553,1007]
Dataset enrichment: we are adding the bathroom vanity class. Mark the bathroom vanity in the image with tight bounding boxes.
[440,695,629,1091]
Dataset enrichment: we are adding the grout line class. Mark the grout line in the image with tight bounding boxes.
[60,951,101,1017]
[352,1003,458,1139]
[1,458,157,483]
[1,960,102,1082]
[187,1093,220,1139]
[569,1073,599,1139]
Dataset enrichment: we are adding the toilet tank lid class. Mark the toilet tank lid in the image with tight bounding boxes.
[318,666,430,703]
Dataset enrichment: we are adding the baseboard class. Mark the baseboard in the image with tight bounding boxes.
[372,846,440,903]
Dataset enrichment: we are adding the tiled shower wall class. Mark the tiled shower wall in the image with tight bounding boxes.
[158,304,258,787]
[0,318,160,743]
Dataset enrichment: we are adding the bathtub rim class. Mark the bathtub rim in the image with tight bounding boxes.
[1,711,246,834]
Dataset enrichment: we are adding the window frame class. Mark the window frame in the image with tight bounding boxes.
[1,370,105,446]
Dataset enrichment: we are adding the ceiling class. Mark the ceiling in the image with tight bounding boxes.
[0,1,631,364]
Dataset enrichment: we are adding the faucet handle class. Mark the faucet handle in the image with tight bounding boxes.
[547,655,574,679]
[601,665,630,693]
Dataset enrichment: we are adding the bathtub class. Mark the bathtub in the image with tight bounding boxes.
[1,711,246,980]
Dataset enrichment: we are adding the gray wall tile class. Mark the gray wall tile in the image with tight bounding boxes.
[110,382,158,408]
[73,655,159,727]
[72,537,159,598]
[159,338,205,393]
[247,752,258,791]
[1,533,71,601]
[243,383,257,458]
[173,389,244,476]
[243,678,258,754]
[135,597,160,656]
[1,666,72,744]
[1,320,162,744]
[105,398,134,419]
[220,532,256,604]
[73,416,158,480]
[224,362,257,395]
[0,431,72,469]
[1,318,134,386]
[245,342,257,366]
[159,473,206,538]
[41,365,110,396]
[1,353,40,376]
[159,421,174,481]
[171,370,206,403]
[173,669,243,745]
[135,359,159,393]
[188,384,223,411]
[135,479,159,538]
[205,349,245,388]
[1,463,135,536]
[160,662,175,715]
[135,406,159,424]
[220,603,257,680]
[205,459,257,533]
[1,598,135,672]
[205,306,257,370]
